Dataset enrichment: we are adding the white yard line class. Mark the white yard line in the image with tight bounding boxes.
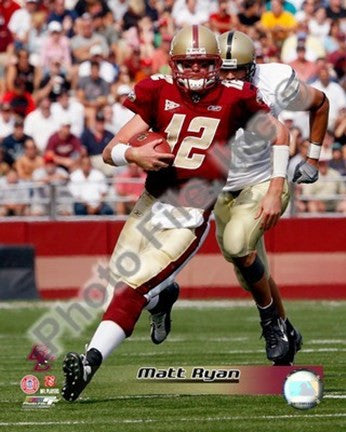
[310,339,346,345]
[325,395,346,399]
[129,336,248,342]
[116,347,346,356]
[1,300,346,310]
[1,413,346,427]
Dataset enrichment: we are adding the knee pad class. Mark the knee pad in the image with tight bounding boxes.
[103,283,148,337]
[235,255,265,285]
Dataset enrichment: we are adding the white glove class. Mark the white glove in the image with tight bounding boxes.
[293,160,319,184]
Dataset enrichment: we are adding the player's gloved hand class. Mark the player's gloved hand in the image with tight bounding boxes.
[292,160,319,184]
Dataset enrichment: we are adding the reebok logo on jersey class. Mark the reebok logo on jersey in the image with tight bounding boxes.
[207,105,222,112]
[164,100,180,111]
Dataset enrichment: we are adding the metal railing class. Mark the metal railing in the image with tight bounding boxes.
[0,177,346,220]
[0,178,145,221]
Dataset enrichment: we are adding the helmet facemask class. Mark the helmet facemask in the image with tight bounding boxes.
[170,55,222,93]
[221,61,256,82]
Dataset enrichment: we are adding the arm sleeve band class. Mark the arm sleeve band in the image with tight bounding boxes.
[271,145,289,178]
[111,143,130,166]
[307,142,322,160]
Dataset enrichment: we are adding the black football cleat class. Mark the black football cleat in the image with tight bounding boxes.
[273,319,303,366]
[61,348,102,402]
[260,316,290,362]
[150,283,180,345]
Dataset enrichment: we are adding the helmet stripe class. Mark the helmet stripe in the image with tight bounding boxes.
[192,25,199,48]
[226,31,235,60]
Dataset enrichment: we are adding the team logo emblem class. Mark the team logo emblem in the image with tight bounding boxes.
[44,375,57,388]
[165,100,180,111]
[20,375,40,395]
[27,344,55,372]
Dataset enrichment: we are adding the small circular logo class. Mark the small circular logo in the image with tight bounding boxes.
[20,375,40,395]
[283,370,323,410]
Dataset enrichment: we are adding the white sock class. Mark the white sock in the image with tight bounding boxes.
[88,320,126,361]
[144,295,159,311]
[257,299,273,310]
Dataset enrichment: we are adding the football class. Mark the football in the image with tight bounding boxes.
[128,131,172,156]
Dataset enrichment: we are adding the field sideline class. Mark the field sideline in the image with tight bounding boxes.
[0,300,345,432]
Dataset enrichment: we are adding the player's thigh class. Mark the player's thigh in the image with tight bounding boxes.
[109,192,202,288]
[223,181,289,257]
[108,191,155,278]
[213,192,235,254]
[128,226,198,288]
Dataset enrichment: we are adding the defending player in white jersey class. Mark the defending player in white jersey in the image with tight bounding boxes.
[213,31,329,365]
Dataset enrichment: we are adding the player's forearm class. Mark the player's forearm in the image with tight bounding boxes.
[268,176,285,195]
[271,116,290,148]
[103,115,150,166]
[307,90,329,165]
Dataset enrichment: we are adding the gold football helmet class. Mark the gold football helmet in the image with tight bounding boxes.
[218,31,256,80]
[169,25,222,92]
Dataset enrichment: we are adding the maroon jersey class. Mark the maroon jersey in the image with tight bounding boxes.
[124,74,269,203]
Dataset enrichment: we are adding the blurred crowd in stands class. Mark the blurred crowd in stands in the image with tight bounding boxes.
[0,0,345,217]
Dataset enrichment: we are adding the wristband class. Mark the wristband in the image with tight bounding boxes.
[271,145,289,178]
[307,142,321,160]
[111,143,130,166]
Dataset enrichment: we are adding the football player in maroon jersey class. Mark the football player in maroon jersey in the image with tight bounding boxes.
[62,25,290,402]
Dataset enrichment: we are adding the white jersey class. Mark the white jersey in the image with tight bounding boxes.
[224,63,299,191]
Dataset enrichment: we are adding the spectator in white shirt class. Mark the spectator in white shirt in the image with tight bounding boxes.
[312,66,346,129]
[0,103,14,143]
[24,97,59,152]
[107,0,128,21]
[31,153,71,216]
[0,168,30,216]
[51,90,85,138]
[68,156,113,215]
[172,0,209,27]
[111,84,134,134]
[78,45,117,84]
[308,8,331,41]
[8,0,38,48]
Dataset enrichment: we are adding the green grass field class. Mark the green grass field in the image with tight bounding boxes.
[0,300,345,432]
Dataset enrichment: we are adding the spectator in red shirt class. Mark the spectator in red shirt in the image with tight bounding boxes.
[2,77,36,117]
[123,47,142,81]
[45,116,85,172]
[0,0,20,56]
[209,0,234,34]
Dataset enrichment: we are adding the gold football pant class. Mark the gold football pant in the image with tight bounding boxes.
[213,180,289,291]
[106,190,210,300]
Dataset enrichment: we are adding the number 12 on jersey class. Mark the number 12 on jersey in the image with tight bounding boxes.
[164,114,220,170]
